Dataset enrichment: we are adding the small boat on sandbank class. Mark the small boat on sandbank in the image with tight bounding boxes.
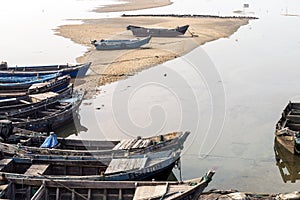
[127,25,189,37]
[91,36,151,50]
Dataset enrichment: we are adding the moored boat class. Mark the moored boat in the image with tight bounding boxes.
[0,83,73,114]
[275,101,300,155]
[274,138,300,183]
[0,91,84,132]
[0,149,180,182]
[127,25,189,37]
[0,74,71,99]
[91,36,151,50]
[0,131,189,157]
[0,170,215,200]
[0,62,91,78]
[0,73,61,90]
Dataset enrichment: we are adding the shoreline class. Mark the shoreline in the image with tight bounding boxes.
[56,14,252,97]
[93,0,172,13]
[53,1,300,196]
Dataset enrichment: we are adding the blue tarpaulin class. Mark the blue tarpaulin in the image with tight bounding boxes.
[40,133,58,148]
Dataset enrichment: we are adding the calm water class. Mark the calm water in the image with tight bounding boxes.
[1,0,300,193]
[78,0,300,193]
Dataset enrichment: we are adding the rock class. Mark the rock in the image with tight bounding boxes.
[219,192,248,200]
[276,191,300,200]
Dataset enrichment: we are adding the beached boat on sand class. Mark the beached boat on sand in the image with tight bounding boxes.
[0,131,189,158]
[275,101,300,155]
[127,25,189,37]
[0,62,91,78]
[0,170,215,200]
[91,36,151,50]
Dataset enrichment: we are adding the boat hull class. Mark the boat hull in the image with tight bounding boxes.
[127,25,189,37]
[0,62,91,78]
[93,36,151,50]
[275,101,300,155]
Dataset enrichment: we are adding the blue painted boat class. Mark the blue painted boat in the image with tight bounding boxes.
[127,25,189,37]
[91,35,151,50]
[0,73,61,90]
[0,91,84,132]
[0,149,181,182]
[0,62,91,78]
[0,74,71,99]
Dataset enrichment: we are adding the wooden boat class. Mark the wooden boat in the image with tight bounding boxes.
[0,74,71,99]
[0,170,215,200]
[0,149,180,182]
[0,131,189,157]
[127,25,189,37]
[2,171,215,200]
[275,101,300,155]
[274,138,300,183]
[0,62,91,78]
[0,92,84,132]
[91,36,151,50]
[0,73,61,90]
[0,83,73,115]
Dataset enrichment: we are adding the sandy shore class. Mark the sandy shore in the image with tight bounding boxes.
[93,0,172,13]
[55,2,252,97]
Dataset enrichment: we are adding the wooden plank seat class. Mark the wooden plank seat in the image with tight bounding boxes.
[24,164,50,176]
[0,159,13,172]
[133,183,168,200]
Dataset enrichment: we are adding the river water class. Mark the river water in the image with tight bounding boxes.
[1,0,300,193]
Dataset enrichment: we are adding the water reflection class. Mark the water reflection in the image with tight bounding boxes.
[55,114,88,138]
[274,138,300,183]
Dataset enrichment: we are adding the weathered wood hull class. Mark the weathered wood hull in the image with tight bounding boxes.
[274,138,300,183]
[0,131,189,157]
[127,25,189,37]
[0,150,180,183]
[0,83,73,115]
[0,75,71,99]
[0,62,91,78]
[1,170,214,200]
[0,92,84,132]
[275,101,300,155]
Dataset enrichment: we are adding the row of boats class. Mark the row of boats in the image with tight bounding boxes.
[91,24,190,50]
[0,58,215,199]
[0,62,91,133]
[0,129,215,199]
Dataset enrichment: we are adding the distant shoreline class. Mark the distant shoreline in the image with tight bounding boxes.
[93,0,172,13]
